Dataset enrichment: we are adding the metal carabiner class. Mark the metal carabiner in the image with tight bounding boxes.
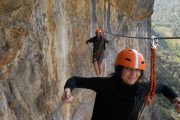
[151,36,159,49]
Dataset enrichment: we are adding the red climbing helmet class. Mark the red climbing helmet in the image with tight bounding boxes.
[96,28,102,33]
[115,48,146,70]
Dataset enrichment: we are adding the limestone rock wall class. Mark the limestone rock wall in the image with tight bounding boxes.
[0,0,154,120]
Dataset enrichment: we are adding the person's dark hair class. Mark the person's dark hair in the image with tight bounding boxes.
[109,65,144,81]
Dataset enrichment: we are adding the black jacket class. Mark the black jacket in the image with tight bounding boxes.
[86,36,109,56]
[64,76,179,120]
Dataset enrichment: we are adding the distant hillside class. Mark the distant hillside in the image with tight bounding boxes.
[153,37,180,120]
[151,0,180,120]
[152,0,180,36]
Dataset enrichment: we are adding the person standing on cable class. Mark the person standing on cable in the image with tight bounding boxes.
[86,28,110,77]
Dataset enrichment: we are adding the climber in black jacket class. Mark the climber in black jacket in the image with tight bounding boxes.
[86,28,109,77]
[62,48,180,120]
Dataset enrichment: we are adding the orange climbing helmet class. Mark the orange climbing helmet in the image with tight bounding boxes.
[115,48,146,70]
[96,28,102,33]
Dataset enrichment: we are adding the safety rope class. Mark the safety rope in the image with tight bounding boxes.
[137,36,159,120]
[144,48,156,105]
[146,36,159,105]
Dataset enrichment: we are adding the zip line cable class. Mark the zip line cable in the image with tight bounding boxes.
[71,17,180,40]
[103,31,180,40]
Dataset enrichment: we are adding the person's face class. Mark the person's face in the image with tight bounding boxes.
[96,32,101,38]
[121,67,141,85]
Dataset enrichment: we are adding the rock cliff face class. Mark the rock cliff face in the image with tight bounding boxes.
[0,0,154,120]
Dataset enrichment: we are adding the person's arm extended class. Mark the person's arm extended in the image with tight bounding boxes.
[86,38,94,44]
[156,83,180,113]
[156,83,179,102]
[64,76,103,91]
[62,76,105,103]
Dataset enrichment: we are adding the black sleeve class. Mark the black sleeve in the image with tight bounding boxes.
[64,76,105,92]
[86,38,94,44]
[104,38,110,43]
[156,83,179,102]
